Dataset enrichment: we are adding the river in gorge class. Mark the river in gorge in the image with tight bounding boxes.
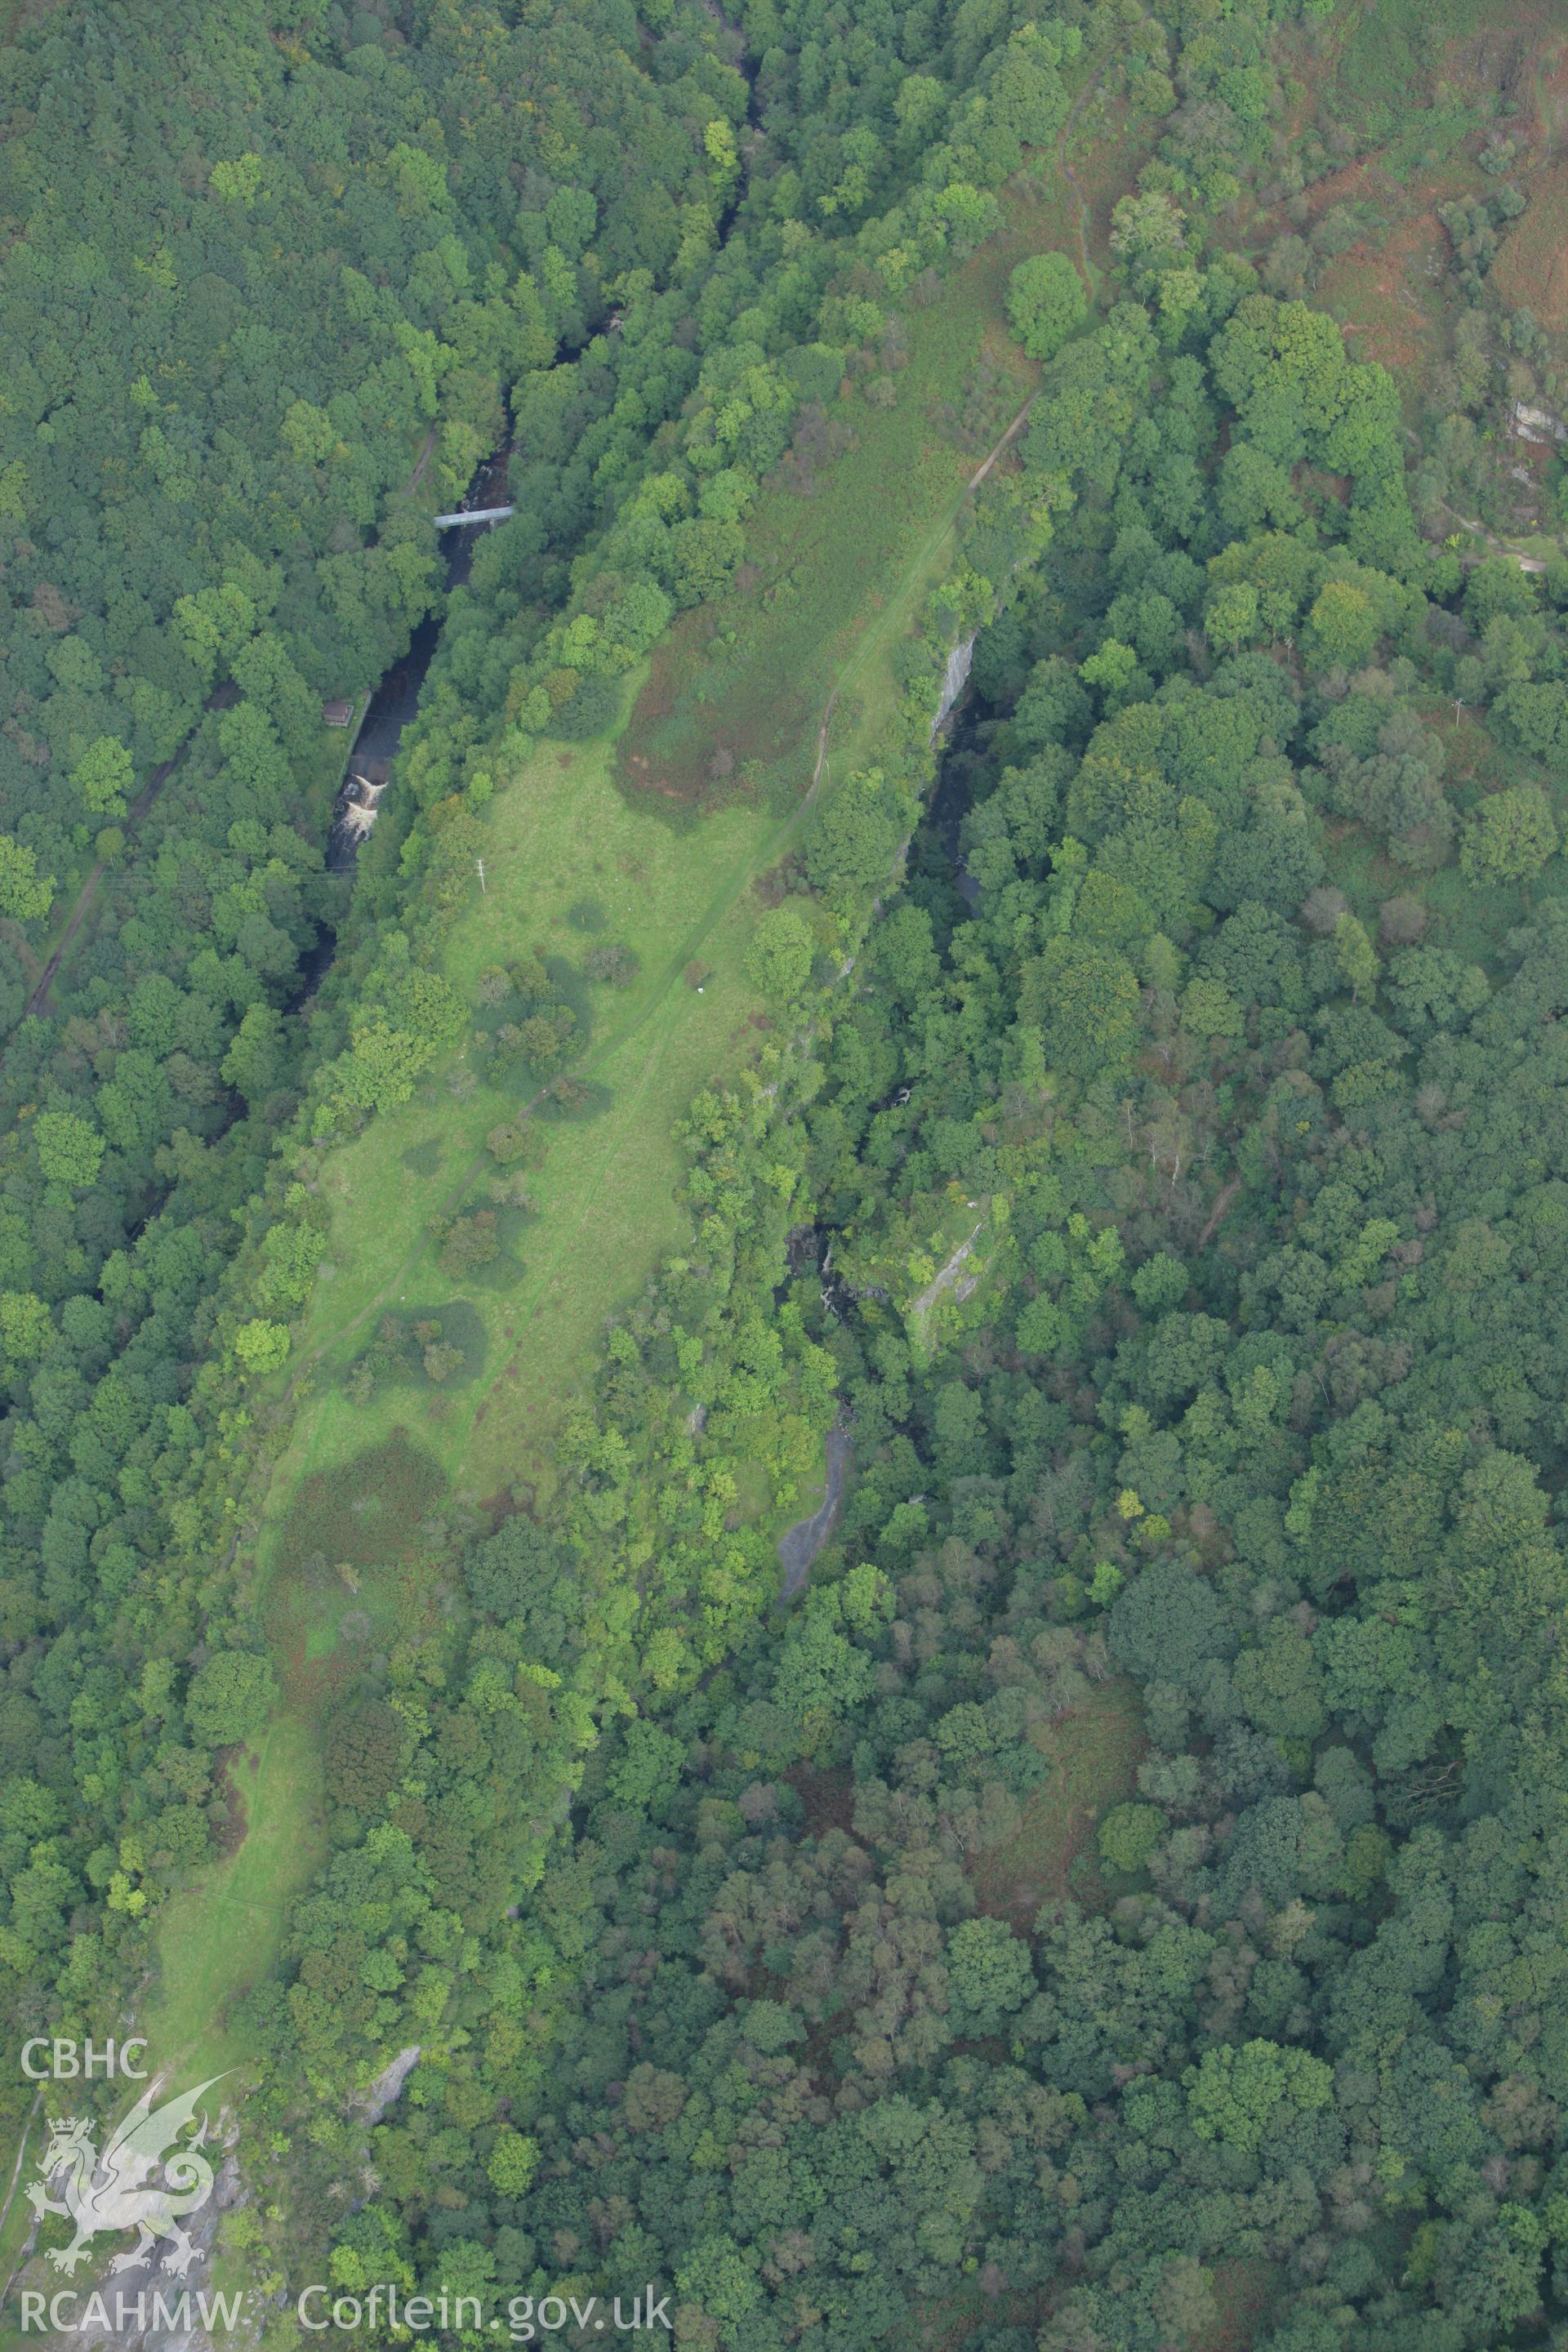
[323,438,514,872]
[772,628,987,1597]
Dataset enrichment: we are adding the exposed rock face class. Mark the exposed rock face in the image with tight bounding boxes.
[777,1421,853,1598]
[1511,401,1566,444]
[359,2044,422,2125]
[929,633,977,743]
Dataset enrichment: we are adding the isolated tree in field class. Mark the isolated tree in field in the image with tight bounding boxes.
[585,942,639,985]
[1460,785,1558,884]
[438,1209,500,1276]
[519,1007,575,1072]
[486,1117,536,1165]
[1006,252,1086,363]
[746,904,815,1002]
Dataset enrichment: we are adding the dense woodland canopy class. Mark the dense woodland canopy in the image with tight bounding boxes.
[0,0,1103,2064]
[6,0,1568,2346]
[277,287,1568,2348]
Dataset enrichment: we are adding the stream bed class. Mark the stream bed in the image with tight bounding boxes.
[771,634,985,1599]
[325,439,513,871]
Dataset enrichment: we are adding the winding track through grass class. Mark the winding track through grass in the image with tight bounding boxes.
[1057,75,1102,294]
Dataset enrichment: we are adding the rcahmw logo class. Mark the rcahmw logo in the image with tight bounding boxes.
[23,2070,228,2282]
[20,2288,243,2336]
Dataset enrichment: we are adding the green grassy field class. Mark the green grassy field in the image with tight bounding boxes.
[261,185,1077,1560]
[139,1713,325,2083]
[1330,0,1501,137]
[282,729,778,1510]
[617,199,1044,811]
[1493,147,1568,333]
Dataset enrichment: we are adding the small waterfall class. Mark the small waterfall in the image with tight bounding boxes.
[342,772,387,835]
[929,632,977,744]
[327,769,389,867]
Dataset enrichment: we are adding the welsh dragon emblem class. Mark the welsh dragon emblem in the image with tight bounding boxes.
[25,2074,227,2278]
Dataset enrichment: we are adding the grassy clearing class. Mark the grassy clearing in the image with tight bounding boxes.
[970,1678,1147,1930]
[617,197,1045,809]
[0,1723,323,2341]
[140,168,1134,2134]
[1424,848,1568,961]
[269,178,1097,1533]
[1530,26,1568,152]
[265,1426,452,1695]
[1493,154,1568,330]
[0,2093,42,2323]
[1057,87,1163,280]
[278,733,778,1521]
[138,1711,324,2084]
[1316,207,1461,396]
[1334,0,1499,127]
[1236,0,1568,436]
